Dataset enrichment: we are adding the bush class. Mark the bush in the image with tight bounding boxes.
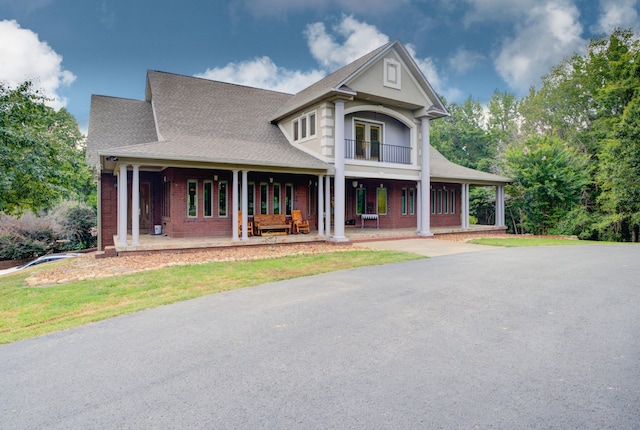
[0,212,58,260]
[52,201,97,250]
[0,200,97,261]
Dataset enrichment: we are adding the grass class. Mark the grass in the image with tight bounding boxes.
[468,236,604,247]
[0,250,423,344]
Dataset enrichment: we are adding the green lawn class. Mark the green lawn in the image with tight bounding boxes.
[0,250,423,344]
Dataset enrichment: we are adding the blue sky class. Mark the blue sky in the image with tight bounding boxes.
[1,0,638,133]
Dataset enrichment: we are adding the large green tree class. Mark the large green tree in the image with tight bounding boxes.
[505,136,590,235]
[0,82,92,215]
[517,29,639,240]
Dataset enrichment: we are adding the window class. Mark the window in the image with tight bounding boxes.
[204,181,213,217]
[444,189,449,214]
[450,190,456,214]
[354,120,383,161]
[377,187,387,215]
[273,183,281,214]
[260,183,268,214]
[309,113,316,136]
[292,110,317,141]
[187,180,197,218]
[162,177,171,217]
[437,189,443,214]
[356,188,366,215]
[218,181,227,217]
[409,188,415,215]
[285,184,293,215]
[431,189,436,215]
[248,183,255,216]
[401,188,407,215]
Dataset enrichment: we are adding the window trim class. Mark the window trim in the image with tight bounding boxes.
[187,179,198,218]
[273,183,282,215]
[203,180,213,218]
[218,180,228,218]
[285,183,293,215]
[377,187,387,215]
[292,110,317,142]
[260,182,269,214]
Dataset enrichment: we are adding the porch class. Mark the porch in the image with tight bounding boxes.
[104,225,507,257]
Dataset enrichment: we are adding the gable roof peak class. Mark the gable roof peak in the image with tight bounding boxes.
[272,39,448,121]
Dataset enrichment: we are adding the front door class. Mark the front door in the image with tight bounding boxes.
[140,182,151,231]
[128,181,152,233]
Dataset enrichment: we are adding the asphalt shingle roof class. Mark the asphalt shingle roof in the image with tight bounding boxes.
[86,95,157,167]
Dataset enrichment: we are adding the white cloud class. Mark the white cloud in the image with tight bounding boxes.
[195,56,325,94]
[448,47,485,74]
[0,20,75,109]
[494,1,586,95]
[593,0,639,34]
[305,15,390,70]
[195,14,457,103]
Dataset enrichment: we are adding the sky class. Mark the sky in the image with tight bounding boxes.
[0,0,638,134]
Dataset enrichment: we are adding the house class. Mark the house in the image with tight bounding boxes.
[86,40,510,251]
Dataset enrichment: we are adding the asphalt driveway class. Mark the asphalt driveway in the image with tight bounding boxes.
[1,244,639,429]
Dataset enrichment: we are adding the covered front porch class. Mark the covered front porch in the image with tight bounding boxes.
[103,224,507,257]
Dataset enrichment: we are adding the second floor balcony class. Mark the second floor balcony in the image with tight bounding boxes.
[345,139,412,165]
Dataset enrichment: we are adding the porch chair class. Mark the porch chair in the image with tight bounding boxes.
[238,211,253,237]
[291,210,310,234]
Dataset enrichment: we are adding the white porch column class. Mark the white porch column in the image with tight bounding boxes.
[495,185,505,227]
[241,170,249,240]
[325,175,331,237]
[117,163,128,246]
[416,181,422,232]
[318,175,325,237]
[461,183,470,229]
[232,169,239,241]
[332,99,347,241]
[131,164,140,246]
[418,118,432,236]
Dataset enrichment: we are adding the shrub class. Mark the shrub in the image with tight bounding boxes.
[52,201,97,250]
[0,212,58,260]
[0,200,97,261]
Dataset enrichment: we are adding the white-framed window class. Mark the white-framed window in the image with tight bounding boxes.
[431,189,436,215]
[187,179,198,218]
[292,110,317,142]
[273,183,282,214]
[356,188,366,215]
[377,187,387,215]
[450,190,456,214]
[409,188,415,215]
[401,188,408,215]
[260,183,268,214]
[354,118,384,161]
[437,189,443,214]
[218,181,228,217]
[204,180,213,217]
[248,182,255,216]
[285,184,293,215]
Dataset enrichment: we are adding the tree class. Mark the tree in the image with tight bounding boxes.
[516,29,640,240]
[505,136,590,235]
[430,96,495,171]
[0,82,93,215]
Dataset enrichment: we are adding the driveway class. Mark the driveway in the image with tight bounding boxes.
[1,244,639,429]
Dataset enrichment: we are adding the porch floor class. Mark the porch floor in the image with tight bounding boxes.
[111,225,507,255]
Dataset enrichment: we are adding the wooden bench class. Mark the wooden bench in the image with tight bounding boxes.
[253,214,290,236]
